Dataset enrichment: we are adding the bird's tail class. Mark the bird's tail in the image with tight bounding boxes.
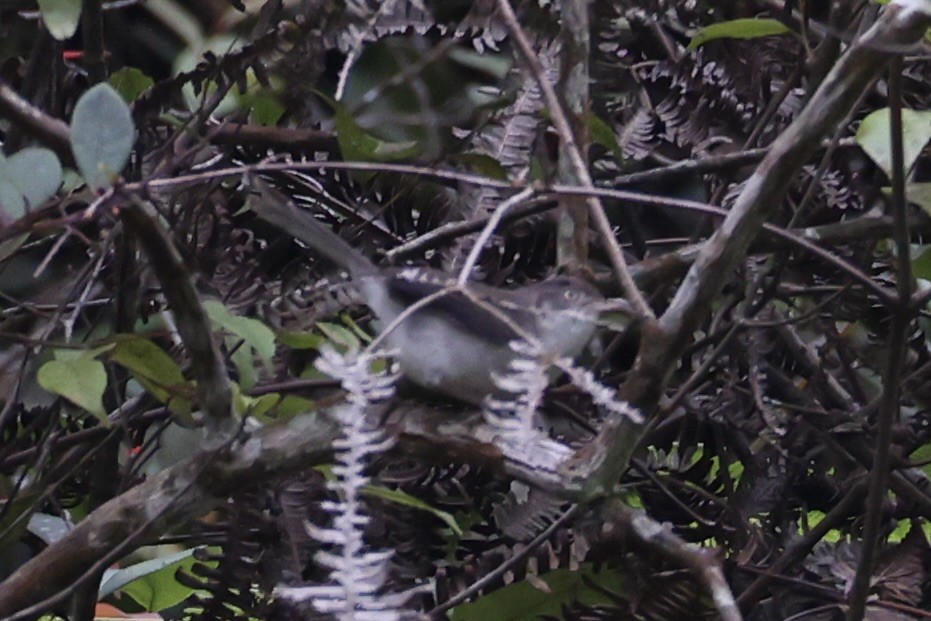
[245,175,375,277]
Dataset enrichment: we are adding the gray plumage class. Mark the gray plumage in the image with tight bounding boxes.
[247,176,609,404]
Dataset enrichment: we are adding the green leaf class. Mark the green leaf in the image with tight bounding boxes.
[340,313,372,343]
[588,114,623,162]
[236,69,284,126]
[109,335,192,416]
[277,330,326,350]
[450,566,630,621]
[456,153,509,180]
[275,395,317,419]
[0,180,24,218]
[112,547,208,611]
[0,148,62,217]
[332,102,420,162]
[362,486,462,535]
[230,344,257,390]
[37,355,107,420]
[99,548,195,600]
[334,36,510,162]
[688,18,792,50]
[108,66,154,102]
[447,46,512,81]
[203,300,276,364]
[54,343,113,361]
[232,387,280,419]
[911,244,931,281]
[4,148,62,208]
[110,335,185,386]
[857,108,931,178]
[204,300,276,391]
[0,233,29,261]
[316,321,361,350]
[70,83,135,190]
[911,441,931,479]
[37,0,81,40]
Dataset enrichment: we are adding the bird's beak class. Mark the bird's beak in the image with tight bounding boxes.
[596,298,638,331]
[595,297,634,314]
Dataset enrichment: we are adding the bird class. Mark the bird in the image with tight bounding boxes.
[246,176,622,405]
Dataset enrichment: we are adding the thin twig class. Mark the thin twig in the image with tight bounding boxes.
[456,186,534,286]
[619,1,930,410]
[846,54,912,621]
[494,0,653,320]
[738,480,867,611]
[428,504,581,616]
[111,161,900,307]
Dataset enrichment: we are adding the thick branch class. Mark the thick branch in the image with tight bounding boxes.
[118,196,233,431]
[0,394,647,617]
[0,413,340,618]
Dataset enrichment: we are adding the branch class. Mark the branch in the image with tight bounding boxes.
[0,397,643,617]
[846,53,913,621]
[0,78,72,161]
[0,413,341,618]
[117,194,233,432]
[592,499,741,621]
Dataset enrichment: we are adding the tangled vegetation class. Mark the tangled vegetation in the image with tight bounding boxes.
[2,1,931,620]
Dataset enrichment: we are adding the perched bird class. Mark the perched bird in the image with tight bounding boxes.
[247,177,621,404]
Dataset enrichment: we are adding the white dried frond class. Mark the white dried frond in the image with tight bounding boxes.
[554,358,643,424]
[335,0,404,98]
[485,340,573,470]
[447,42,557,270]
[276,347,410,621]
[315,347,398,409]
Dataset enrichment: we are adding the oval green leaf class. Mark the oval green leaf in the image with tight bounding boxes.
[110,334,186,387]
[688,18,792,50]
[37,356,107,421]
[904,182,931,218]
[203,300,276,364]
[70,83,136,190]
[108,66,155,102]
[362,485,462,535]
[109,335,192,416]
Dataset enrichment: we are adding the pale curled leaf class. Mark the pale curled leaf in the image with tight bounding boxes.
[37,0,81,40]
[857,108,931,178]
[0,148,62,217]
[70,83,135,190]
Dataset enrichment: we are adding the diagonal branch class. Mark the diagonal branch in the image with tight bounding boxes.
[620,0,931,409]
[118,194,233,432]
[0,412,340,618]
